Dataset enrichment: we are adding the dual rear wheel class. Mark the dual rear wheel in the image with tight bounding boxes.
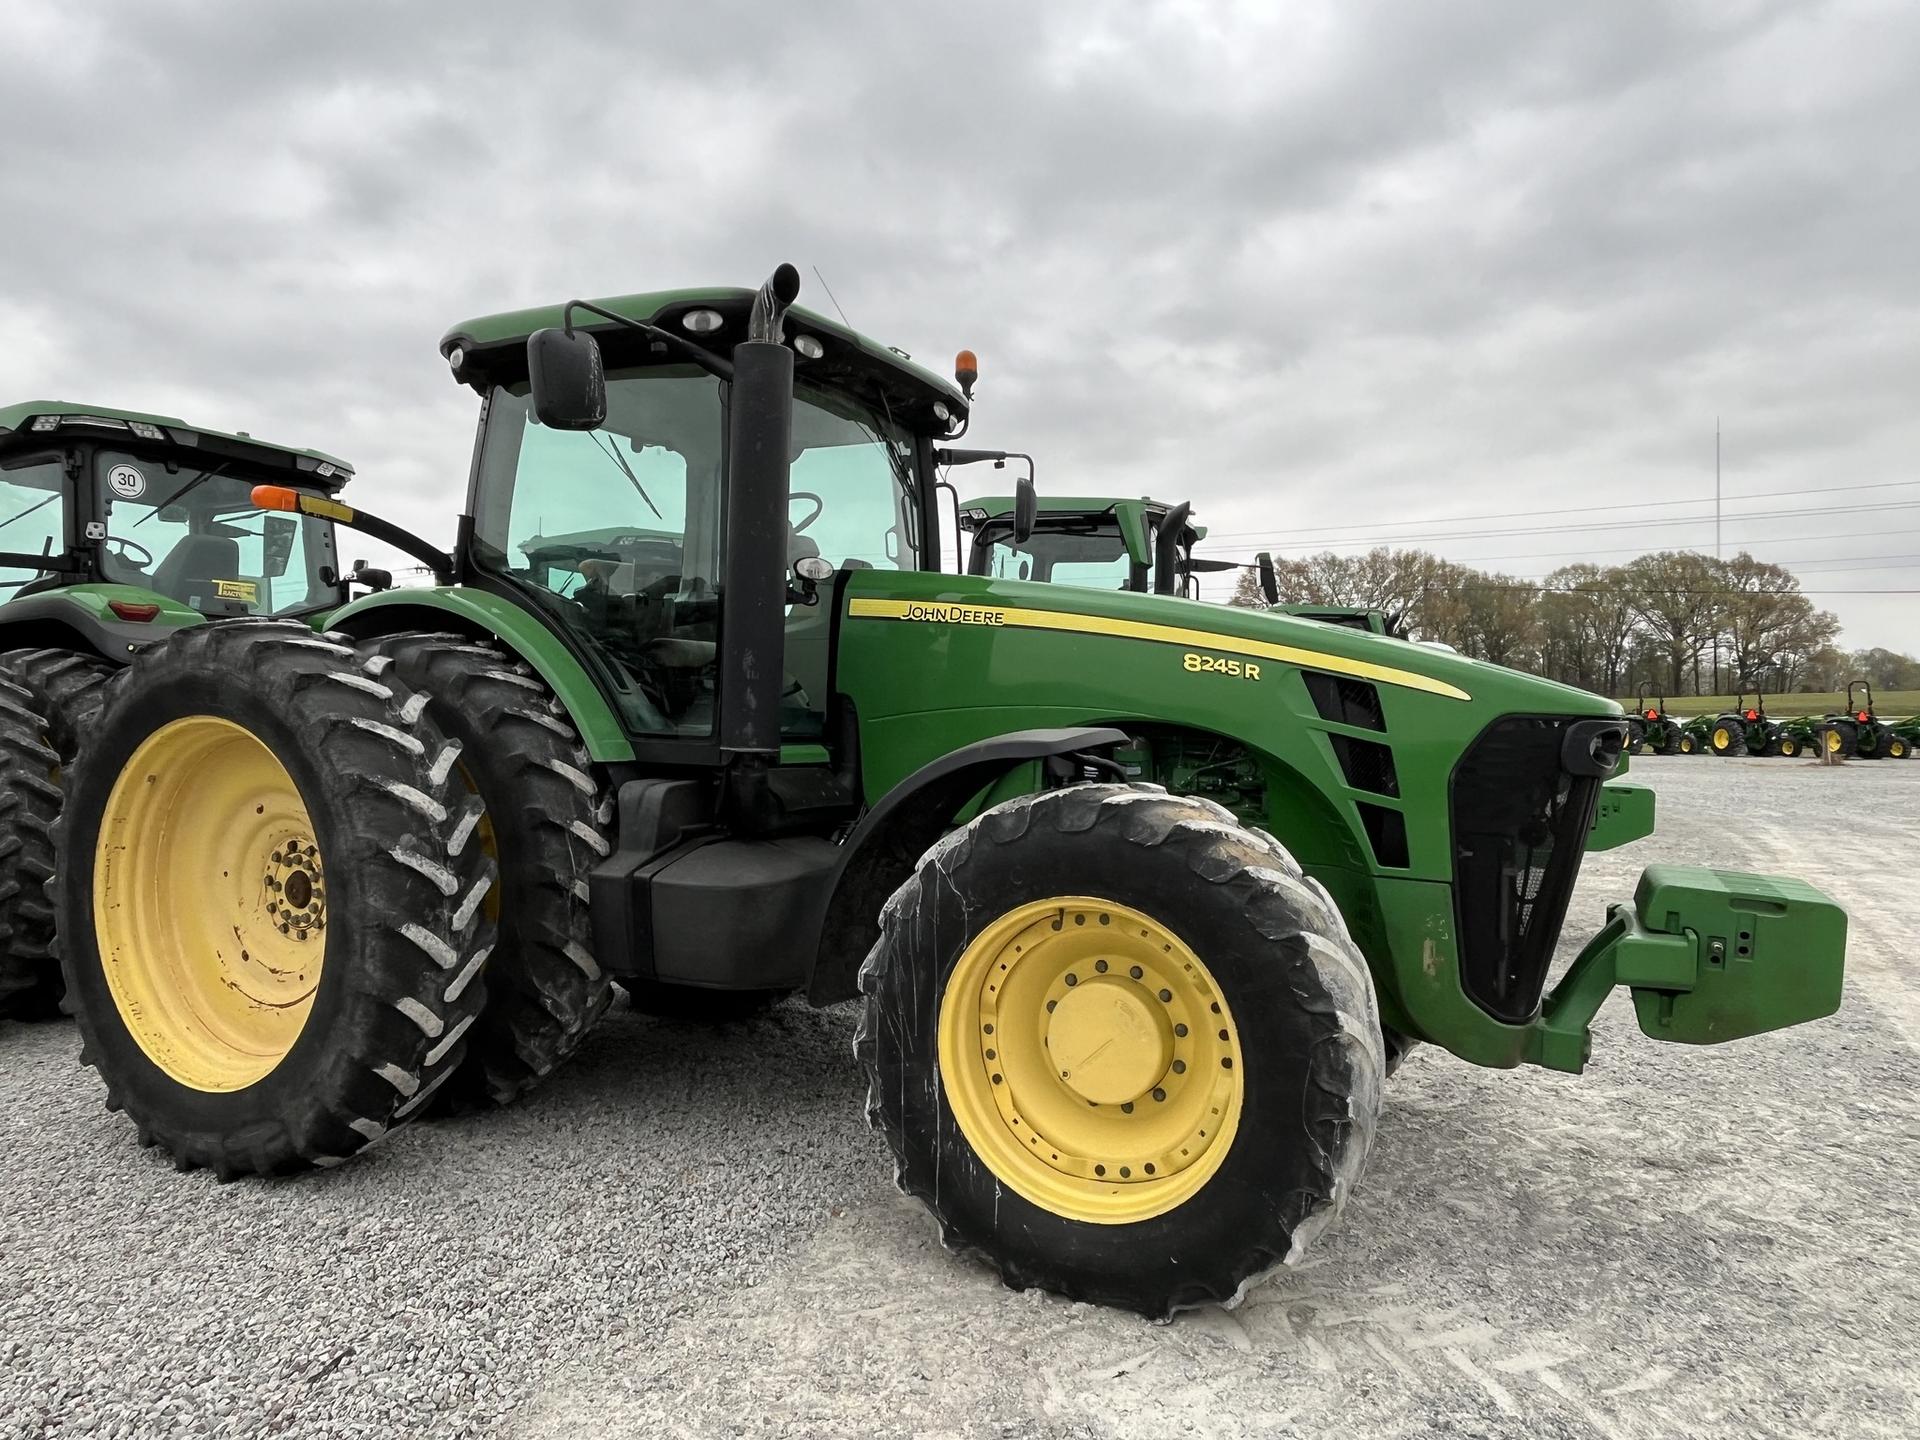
[54,623,614,1175]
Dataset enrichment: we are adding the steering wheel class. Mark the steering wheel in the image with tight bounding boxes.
[104,535,155,569]
[789,492,824,535]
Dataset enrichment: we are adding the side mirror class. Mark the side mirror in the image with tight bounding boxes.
[262,514,297,577]
[527,328,607,430]
[1013,476,1038,545]
[1256,551,1278,605]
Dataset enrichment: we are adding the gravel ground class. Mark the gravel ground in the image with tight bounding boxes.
[3,756,1916,1438]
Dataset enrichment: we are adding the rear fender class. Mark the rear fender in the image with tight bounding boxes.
[326,587,633,761]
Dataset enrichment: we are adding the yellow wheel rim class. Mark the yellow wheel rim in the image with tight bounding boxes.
[937,896,1244,1225]
[1713,727,1731,750]
[94,716,325,1092]
[1826,728,1843,753]
[1894,740,1908,758]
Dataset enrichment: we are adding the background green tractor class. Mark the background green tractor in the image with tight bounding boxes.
[958,489,1243,599]
[0,402,354,1020]
[1819,680,1911,759]
[1625,696,1687,754]
[54,268,1846,1319]
[1892,712,1920,755]
[1706,693,1781,758]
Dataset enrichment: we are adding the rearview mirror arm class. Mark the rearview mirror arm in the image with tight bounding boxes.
[561,301,734,383]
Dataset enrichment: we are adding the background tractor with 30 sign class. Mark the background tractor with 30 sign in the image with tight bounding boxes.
[53,267,1849,1318]
[0,403,354,1021]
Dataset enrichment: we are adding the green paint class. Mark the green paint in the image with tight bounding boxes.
[1530,866,1847,1072]
[1587,780,1655,852]
[325,588,635,761]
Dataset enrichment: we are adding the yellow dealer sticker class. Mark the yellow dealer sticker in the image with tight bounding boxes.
[214,579,259,603]
[848,597,1471,702]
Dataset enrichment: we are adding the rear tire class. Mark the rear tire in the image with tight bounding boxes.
[1889,735,1912,760]
[55,621,496,1176]
[362,633,614,1108]
[0,679,61,1022]
[0,647,118,759]
[1710,720,1743,757]
[0,648,120,1017]
[1823,722,1857,758]
[857,784,1384,1319]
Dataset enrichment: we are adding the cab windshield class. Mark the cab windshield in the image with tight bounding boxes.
[472,363,921,738]
[95,451,342,616]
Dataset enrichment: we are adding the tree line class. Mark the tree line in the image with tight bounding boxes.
[1226,547,1917,697]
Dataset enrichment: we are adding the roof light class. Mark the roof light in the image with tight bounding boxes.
[682,309,725,334]
[933,401,951,424]
[793,333,825,360]
[954,349,978,400]
[30,415,59,432]
[109,600,162,622]
[64,415,129,430]
[962,507,989,524]
[446,344,466,370]
[129,421,166,441]
[794,555,834,582]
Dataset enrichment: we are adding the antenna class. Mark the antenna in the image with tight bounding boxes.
[812,266,854,332]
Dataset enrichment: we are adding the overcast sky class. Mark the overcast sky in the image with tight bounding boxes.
[4,0,1914,649]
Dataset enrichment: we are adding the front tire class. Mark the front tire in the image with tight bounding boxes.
[0,679,61,1021]
[55,622,496,1176]
[362,633,614,1108]
[857,785,1384,1318]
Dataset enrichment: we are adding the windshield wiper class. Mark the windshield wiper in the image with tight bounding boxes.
[136,461,230,527]
[0,493,58,537]
[586,433,664,520]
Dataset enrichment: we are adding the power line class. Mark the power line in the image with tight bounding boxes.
[1235,525,1920,570]
[1217,498,1920,554]
[1203,477,1920,543]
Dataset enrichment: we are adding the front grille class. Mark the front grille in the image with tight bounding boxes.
[1450,717,1607,1022]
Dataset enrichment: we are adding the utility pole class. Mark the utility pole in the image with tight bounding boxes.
[1712,418,1722,694]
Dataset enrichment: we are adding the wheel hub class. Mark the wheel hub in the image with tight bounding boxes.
[1048,977,1172,1105]
[265,840,326,942]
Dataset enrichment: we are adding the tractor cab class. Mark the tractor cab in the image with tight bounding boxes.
[958,494,1217,596]
[0,402,350,640]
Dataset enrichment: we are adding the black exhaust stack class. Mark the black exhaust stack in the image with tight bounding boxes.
[718,263,801,763]
[1152,501,1192,595]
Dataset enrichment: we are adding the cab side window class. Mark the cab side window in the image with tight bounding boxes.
[0,458,67,593]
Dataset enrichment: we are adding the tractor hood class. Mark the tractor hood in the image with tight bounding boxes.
[961,576,1622,719]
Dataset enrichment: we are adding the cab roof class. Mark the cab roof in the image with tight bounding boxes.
[440,286,968,428]
[0,400,353,481]
[960,494,1209,542]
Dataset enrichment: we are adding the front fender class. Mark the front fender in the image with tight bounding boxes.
[326,586,633,761]
[806,726,1129,1005]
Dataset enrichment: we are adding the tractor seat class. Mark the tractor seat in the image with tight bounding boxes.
[150,535,241,607]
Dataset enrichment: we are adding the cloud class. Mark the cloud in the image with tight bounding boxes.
[2,0,1913,645]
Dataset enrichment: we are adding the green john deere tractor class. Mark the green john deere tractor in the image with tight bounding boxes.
[1707,693,1781,758]
[0,402,354,1020]
[1816,680,1911,760]
[957,489,1243,599]
[51,268,1848,1317]
[1624,697,1687,755]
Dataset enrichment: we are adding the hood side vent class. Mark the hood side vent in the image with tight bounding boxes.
[1304,671,1385,732]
